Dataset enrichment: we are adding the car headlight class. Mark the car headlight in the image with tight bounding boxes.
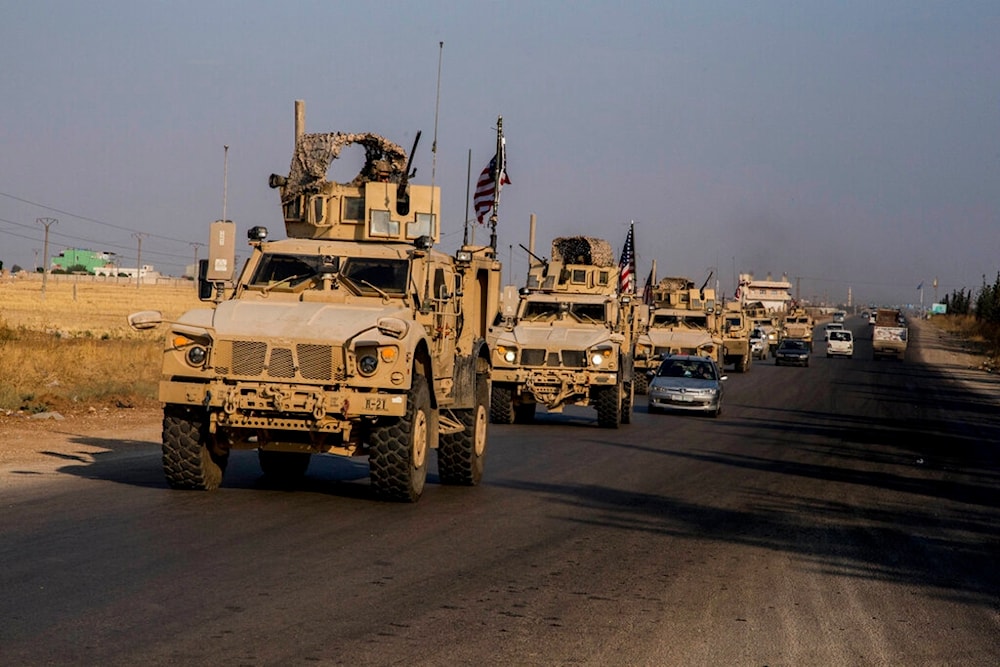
[497,345,517,363]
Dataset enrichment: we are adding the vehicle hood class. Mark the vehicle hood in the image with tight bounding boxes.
[197,300,410,345]
[504,323,616,350]
[644,330,715,347]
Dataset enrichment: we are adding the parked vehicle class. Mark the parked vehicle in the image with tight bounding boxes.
[774,339,810,366]
[647,354,726,417]
[826,330,854,358]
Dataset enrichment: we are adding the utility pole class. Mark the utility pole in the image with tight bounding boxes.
[190,242,204,278]
[132,232,148,289]
[36,217,57,297]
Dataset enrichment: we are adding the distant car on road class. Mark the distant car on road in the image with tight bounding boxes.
[826,330,854,358]
[749,328,768,360]
[823,322,845,341]
[774,339,810,367]
[647,354,726,417]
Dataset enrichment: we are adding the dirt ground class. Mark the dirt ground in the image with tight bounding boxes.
[0,317,995,470]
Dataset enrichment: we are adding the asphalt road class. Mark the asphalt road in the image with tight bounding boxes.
[2,318,998,666]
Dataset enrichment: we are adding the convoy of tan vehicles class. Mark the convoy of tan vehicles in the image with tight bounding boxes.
[488,236,643,427]
[126,102,906,500]
[633,276,724,393]
[129,101,502,501]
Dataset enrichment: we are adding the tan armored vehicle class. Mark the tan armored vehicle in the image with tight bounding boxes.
[129,101,502,502]
[488,236,642,428]
[633,276,723,393]
[744,301,779,358]
[719,300,752,373]
[781,307,815,351]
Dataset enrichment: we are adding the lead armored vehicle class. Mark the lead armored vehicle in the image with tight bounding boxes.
[488,236,642,428]
[130,101,502,502]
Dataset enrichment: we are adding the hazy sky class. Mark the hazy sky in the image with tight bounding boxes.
[2,1,998,306]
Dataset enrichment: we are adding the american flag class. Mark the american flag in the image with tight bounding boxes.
[642,267,654,305]
[618,223,636,294]
[473,150,510,224]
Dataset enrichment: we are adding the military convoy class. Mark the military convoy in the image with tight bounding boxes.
[633,276,723,392]
[129,100,502,501]
[487,236,643,427]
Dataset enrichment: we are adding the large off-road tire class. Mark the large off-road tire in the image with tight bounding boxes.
[513,402,537,424]
[258,449,311,484]
[620,380,633,425]
[162,406,229,491]
[634,372,649,395]
[438,374,488,486]
[490,383,515,424]
[595,384,622,429]
[369,378,431,502]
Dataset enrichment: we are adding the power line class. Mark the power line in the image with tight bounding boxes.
[0,190,193,245]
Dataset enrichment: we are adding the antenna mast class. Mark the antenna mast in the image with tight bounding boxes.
[222,145,229,222]
[431,42,443,204]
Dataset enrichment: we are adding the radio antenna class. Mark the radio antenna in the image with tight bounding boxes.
[222,144,229,222]
[431,41,443,192]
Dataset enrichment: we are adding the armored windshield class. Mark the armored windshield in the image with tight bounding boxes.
[651,313,708,328]
[250,253,328,288]
[520,300,607,323]
[248,253,408,296]
[340,258,408,296]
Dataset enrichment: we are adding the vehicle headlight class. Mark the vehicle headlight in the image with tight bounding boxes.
[590,347,613,367]
[497,345,517,363]
[358,354,378,376]
[186,345,207,367]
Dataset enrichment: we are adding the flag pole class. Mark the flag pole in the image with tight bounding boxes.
[463,148,471,246]
[489,115,503,251]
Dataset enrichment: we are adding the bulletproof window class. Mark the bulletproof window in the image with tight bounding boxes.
[249,254,326,287]
[407,212,436,239]
[343,197,365,221]
[340,257,408,295]
[369,209,399,237]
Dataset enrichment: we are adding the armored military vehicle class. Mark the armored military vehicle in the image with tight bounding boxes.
[780,307,815,352]
[633,275,723,393]
[129,100,502,502]
[488,236,642,428]
[719,300,752,373]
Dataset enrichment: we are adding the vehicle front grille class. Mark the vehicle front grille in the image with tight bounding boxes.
[213,339,345,383]
[519,348,588,368]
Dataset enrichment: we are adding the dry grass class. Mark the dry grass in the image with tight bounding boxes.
[0,275,203,412]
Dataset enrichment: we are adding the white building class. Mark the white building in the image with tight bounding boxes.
[737,272,793,313]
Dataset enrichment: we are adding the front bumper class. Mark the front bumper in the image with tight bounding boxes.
[649,390,720,413]
[160,379,406,433]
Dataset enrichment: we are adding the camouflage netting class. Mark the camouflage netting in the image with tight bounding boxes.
[551,236,615,267]
[282,132,409,203]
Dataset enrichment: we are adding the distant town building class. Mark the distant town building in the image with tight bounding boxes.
[736,272,793,312]
[50,248,117,273]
